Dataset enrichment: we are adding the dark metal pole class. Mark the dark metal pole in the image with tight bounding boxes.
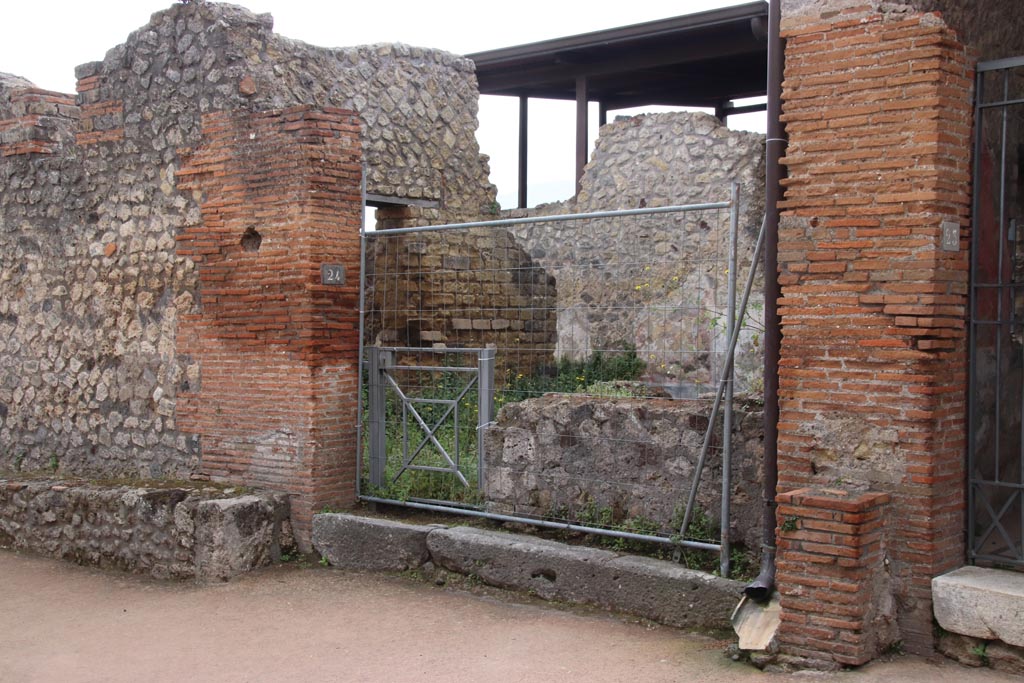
[599,101,608,129]
[715,100,728,124]
[745,0,784,603]
[575,75,589,197]
[518,96,528,209]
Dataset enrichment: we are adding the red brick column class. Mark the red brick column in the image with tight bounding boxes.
[176,106,362,548]
[776,6,973,656]
[775,488,894,666]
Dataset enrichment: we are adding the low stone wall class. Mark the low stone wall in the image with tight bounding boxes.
[0,478,292,580]
[482,394,764,553]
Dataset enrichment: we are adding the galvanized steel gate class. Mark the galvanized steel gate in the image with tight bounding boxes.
[365,346,494,495]
[969,56,1024,568]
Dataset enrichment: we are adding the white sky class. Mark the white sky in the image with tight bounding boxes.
[0,0,766,208]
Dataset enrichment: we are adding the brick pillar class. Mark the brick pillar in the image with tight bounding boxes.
[776,6,973,656]
[775,488,895,666]
[176,106,362,549]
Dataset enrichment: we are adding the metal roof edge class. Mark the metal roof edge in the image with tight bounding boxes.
[466,1,768,66]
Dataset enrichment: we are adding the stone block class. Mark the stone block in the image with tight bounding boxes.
[312,513,434,571]
[427,525,741,631]
[194,495,288,582]
[933,566,1024,647]
[442,255,471,270]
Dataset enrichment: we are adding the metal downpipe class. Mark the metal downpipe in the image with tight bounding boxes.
[745,0,784,603]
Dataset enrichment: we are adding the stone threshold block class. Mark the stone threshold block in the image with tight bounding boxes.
[312,513,743,632]
[312,513,438,571]
[933,566,1024,648]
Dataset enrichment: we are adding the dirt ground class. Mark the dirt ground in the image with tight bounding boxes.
[0,551,1016,683]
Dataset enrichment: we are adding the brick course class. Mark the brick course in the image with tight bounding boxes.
[775,488,895,666]
[175,106,363,547]
[776,6,972,658]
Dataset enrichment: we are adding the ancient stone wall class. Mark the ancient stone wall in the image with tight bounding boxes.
[0,74,79,155]
[364,228,558,376]
[0,1,497,544]
[483,393,765,553]
[504,112,766,394]
[0,478,291,581]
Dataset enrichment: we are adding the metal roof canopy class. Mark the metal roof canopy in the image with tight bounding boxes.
[467,1,769,207]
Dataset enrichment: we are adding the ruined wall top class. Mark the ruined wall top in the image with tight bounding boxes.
[0,73,37,117]
[67,0,494,217]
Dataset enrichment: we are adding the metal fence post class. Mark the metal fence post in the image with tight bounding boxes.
[721,182,740,578]
[477,348,496,492]
[368,347,392,488]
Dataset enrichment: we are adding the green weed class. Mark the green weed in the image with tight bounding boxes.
[495,345,646,407]
[971,642,989,666]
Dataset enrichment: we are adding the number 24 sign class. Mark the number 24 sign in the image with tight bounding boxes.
[320,264,346,285]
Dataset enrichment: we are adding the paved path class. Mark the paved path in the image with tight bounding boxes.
[0,550,1016,682]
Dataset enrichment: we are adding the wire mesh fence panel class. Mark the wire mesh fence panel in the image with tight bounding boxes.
[358,199,764,565]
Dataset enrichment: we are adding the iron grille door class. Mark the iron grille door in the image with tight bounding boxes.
[969,56,1024,568]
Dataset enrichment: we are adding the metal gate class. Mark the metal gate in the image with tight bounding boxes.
[969,56,1024,568]
[356,188,763,577]
[365,346,494,500]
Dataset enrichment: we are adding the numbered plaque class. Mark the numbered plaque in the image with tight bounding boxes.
[321,264,346,285]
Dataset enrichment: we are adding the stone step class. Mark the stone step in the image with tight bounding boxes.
[312,512,742,632]
[933,566,1024,648]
